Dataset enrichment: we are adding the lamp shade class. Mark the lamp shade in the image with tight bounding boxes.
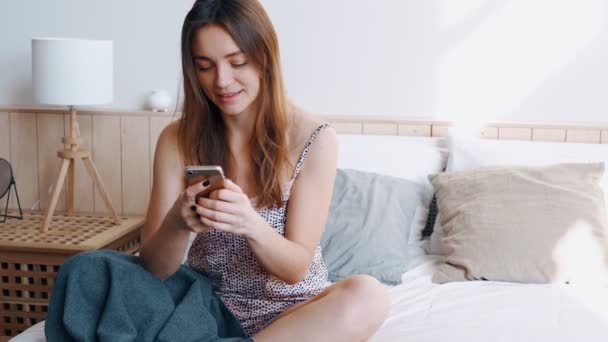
[32,38,113,106]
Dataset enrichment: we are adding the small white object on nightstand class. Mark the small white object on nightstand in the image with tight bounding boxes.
[146,89,172,112]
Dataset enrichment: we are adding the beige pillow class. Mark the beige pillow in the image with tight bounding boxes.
[430,162,608,284]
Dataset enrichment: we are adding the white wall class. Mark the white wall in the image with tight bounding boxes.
[2,0,608,122]
[0,0,193,111]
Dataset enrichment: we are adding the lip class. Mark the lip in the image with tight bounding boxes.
[217,90,243,103]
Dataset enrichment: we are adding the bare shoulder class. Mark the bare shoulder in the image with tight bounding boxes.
[159,120,180,145]
[287,103,336,154]
[155,120,183,168]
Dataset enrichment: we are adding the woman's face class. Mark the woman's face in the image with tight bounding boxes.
[192,24,261,117]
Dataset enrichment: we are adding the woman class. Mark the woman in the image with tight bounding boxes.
[139,0,389,340]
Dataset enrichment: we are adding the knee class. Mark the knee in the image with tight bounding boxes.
[338,275,390,328]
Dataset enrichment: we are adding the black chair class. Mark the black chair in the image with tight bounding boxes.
[0,158,23,222]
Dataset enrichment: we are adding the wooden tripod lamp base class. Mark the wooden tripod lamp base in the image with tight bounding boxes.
[40,107,122,232]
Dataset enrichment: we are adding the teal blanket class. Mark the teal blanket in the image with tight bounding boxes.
[45,250,253,342]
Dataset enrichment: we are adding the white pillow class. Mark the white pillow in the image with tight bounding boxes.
[427,135,608,256]
[337,134,446,199]
[337,134,447,245]
[447,135,608,198]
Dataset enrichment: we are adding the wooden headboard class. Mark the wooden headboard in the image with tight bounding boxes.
[2,107,608,216]
[325,115,608,143]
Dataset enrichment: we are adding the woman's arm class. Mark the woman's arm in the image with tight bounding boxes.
[139,122,206,279]
[247,127,338,283]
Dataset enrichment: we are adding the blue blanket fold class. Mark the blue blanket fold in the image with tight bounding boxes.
[45,250,253,342]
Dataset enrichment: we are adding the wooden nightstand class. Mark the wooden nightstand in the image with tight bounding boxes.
[0,212,144,337]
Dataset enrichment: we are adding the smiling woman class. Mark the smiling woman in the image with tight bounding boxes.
[43,0,389,341]
[178,0,287,209]
[192,30,260,129]
[191,29,260,116]
[161,0,388,339]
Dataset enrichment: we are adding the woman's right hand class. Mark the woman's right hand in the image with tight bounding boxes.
[166,179,211,234]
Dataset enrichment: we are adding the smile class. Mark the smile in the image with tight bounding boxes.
[218,90,243,102]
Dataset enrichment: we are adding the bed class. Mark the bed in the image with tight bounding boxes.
[12,255,608,342]
[373,256,608,341]
[9,119,608,341]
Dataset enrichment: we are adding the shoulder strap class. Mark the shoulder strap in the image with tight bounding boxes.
[290,123,330,181]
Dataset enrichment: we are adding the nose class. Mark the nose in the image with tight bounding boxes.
[215,63,233,89]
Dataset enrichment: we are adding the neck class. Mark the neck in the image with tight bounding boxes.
[223,108,256,154]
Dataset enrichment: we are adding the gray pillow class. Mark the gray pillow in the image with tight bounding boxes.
[321,168,426,285]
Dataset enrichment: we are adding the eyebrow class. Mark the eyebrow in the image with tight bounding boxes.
[194,51,243,61]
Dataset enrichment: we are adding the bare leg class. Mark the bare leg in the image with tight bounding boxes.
[253,275,390,342]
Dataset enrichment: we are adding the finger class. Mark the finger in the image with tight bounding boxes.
[183,216,207,233]
[200,216,232,232]
[207,189,243,203]
[223,179,243,193]
[197,206,237,224]
[184,203,202,218]
[206,180,240,201]
[197,198,238,214]
[183,205,207,230]
[184,179,211,202]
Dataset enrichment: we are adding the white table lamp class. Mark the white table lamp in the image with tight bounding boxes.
[32,38,121,232]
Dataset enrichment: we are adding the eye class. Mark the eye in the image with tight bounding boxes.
[197,64,213,72]
[232,61,248,68]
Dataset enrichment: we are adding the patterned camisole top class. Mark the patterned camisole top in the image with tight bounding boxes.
[187,124,332,336]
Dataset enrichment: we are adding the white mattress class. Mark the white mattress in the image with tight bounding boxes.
[11,256,608,342]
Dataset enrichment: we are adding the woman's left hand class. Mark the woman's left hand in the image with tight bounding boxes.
[195,179,263,238]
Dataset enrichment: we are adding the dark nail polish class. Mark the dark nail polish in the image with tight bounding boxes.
[190,205,196,211]
[203,180,210,187]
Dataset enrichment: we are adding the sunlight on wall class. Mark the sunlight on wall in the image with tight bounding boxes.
[439,0,489,27]
[551,219,608,283]
[437,0,607,125]
[552,219,608,322]
[555,219,608,323]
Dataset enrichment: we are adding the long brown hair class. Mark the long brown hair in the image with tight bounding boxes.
[179,0,289,208]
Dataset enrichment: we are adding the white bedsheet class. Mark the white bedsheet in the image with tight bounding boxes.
[11,256,608,342]
[371,255,608,342]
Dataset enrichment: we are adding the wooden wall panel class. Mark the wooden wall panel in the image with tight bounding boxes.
[92,115,123,215]
[532,128,566,142]
[9,112,38,210]
[7,108,608,218]
[149,116,173,189]
[602,130,608,144]
[431,125,449,137]
[398,124,431,137]
[566,129,601,144]
[36,113,66,211]
[0,112,10,209]
[0,112,9,161]
[330,121,363,134]
[480,127,499,139]
[65,114,95,213]
[498,127,532,140]
[363,122,398,135]
[121,116,150,215]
